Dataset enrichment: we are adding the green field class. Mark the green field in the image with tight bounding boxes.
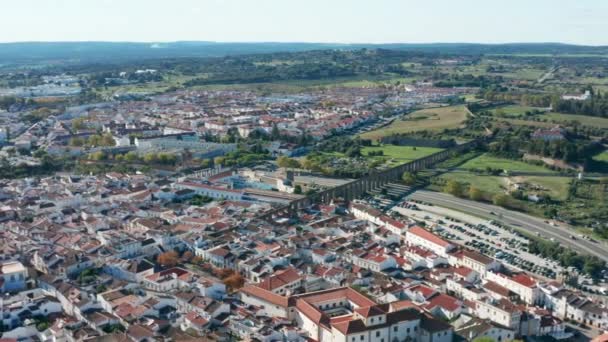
[436,172,571,201]
[360,105,469,141]
[542,113,608,129]
[459,153,556,173]
[438,173,506,194]
[495,111,608,130]
[522,176,572,201]
[490,105,546,117]
[362,145,443,166]
[593,151,608,162]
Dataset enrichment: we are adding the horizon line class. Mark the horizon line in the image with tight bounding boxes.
[0,40,606,48]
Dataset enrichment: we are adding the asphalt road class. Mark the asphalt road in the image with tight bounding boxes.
[409,190,608,263]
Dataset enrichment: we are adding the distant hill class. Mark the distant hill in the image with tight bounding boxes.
[1,41,607,65]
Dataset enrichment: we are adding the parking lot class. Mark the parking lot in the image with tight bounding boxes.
[391,201,563,279]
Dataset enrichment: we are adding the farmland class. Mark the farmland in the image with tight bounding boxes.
[361,145,443,167]
[360,105,469,141]
[459,153,557,173]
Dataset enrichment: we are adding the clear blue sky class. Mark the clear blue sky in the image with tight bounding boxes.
[2,0,607,45]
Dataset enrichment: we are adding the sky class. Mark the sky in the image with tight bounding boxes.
[1,0,607,45]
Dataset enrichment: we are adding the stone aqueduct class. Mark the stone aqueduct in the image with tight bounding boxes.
[259,139,481,220]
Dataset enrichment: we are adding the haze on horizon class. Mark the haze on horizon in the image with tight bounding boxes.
[1,0,607,46]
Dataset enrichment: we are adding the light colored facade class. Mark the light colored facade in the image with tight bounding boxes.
[0,261,27,293]
[485,271,541,305]
[405,226,455,257]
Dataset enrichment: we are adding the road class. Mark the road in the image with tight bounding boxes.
[409,190,608,262]
[537,65,559,84]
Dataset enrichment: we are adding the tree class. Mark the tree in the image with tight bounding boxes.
[345,146,361,158]
[277,156,301,169]
[214,156,226,166]
[72,118,86,131]
[143,153,158,163]
[469,186,483,201]
[294,184,303,194]
[88,151,106,161]
[401,172,417,186]
[191,256,204,265]
[70,137,85,147]
[223,273,245,291]
[157,251,179,267]
[157,152,177,165]
[444,180,464,197]
[101,133,116,146]
[271,122,280,140]
[492,193,510,207]
[181,251,194,262]
[123,151,138,162]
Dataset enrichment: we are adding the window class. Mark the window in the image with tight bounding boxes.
[376,331,380,337]
[352,338,355,342]
[360,336,364,341]
[394,326,398,332]
[414,326,418,331]
[407,328,410,333]
[371,318,375,323]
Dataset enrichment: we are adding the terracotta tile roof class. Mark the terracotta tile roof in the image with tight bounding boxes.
[454,266,475,277]
[424,293,461,312]
[185,311,209,328]
[354,305,385,318]
[462,250,494,265]
[258,267,302,291]
[407,284,437,300]
[390,300,418,312]
[240,284,290,308]
[511,273,536,288]
[408,226,451,247]
[293,287,376,308]
[296,298,328,326]
[483,281,512,297]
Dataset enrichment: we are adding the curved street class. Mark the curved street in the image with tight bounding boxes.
[409,190,608,262]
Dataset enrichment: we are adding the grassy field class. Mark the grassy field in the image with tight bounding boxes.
[436,172,571,201]
[489,105,546,117]
[593,150,608,162]
[496,113,608,130]
[542,112,608,129]
[438,172,506,194]
[360,105,469,141]
[459,153,556,173]
[362,145,443,167]
[522,176,572,201]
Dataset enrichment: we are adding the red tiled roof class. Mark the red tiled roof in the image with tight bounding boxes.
[424,294,461,312]
[408,226,451,247]
[462,249,494,265]
[454,266,474,277]
[258,267,302,291]
[483,281,512,297]
[293,287,376,308]
[354,305,385,318]
[185,311,209,327]
[512,273,536,288]
[407,284,437,299]
[240,285,290,308]
[390,300,418,312]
